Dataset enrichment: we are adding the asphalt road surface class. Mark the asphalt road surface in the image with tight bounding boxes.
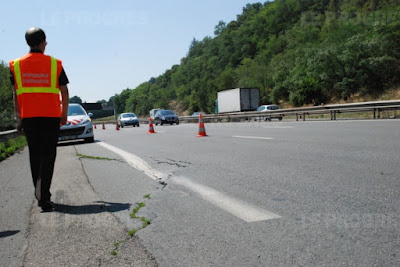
[1,119,399,266]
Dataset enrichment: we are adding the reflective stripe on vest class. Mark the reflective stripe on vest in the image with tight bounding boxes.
[13,57,59,95]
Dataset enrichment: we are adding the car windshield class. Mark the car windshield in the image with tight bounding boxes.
[122,113,136,118]
[258,105,279,111]
[160,110,174,115]
[68,105,86,116]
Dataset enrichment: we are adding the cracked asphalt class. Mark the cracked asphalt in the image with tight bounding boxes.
[1,120,399,266]
[0,146,157,267]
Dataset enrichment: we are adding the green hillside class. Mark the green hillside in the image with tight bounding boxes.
[1,0,399,129]
[114,0,400,115]
[0,61,14,130]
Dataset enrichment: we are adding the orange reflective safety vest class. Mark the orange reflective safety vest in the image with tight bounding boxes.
[9,53,62,118]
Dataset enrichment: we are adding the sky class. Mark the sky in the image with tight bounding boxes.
[1,0,262,103]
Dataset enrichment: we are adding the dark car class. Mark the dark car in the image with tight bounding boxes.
[154,110,179,125]
[118,113,140,127]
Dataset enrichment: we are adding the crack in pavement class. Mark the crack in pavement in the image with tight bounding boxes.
[153,158,191,168]
[23,146,157,267]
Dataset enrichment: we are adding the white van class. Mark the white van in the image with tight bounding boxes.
[149,108,163,120]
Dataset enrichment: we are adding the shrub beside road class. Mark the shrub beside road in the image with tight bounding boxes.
[0,136,27,162]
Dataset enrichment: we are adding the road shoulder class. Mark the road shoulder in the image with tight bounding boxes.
[23,145,157,266]
[0,148,33,267]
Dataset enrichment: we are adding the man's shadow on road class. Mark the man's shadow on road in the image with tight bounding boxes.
[0,230,20,238]
[53,201,131,215]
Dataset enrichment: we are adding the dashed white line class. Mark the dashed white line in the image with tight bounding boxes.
[173,176,281,222]
[262,126,294,129]
[233,135,275,140]
[97,141,281,222]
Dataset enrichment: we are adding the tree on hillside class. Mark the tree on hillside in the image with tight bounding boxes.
[106,96,114,106]
[214,20,226,36]
[113,88,132,114]
[111,0,400,114]
[0,62,14,130]
[69,95,82,103]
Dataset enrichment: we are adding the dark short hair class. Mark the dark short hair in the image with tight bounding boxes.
[25,27,46,47]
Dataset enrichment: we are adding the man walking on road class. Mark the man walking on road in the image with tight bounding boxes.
[9,27,69,212]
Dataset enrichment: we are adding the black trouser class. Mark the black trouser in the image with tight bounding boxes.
[22,117,60,204]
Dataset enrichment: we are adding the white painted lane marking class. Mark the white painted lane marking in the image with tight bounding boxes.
[173,176,281,222]
[97,141,281,222]
[97,142,165,181]
[262,126,294,129]
[233,135,275,140]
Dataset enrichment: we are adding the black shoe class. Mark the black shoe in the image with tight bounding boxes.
[39,201,54,212]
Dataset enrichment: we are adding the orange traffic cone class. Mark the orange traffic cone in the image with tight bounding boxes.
[102,122,105,130]
[116,121,120,130]
[196,113,207,137]
[148,118,156,134]
[94,123,97,129]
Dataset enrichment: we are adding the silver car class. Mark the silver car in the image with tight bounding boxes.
[256,105,283,121]
[257,105,280,111]
[118,113,140,127]
[59,104,94,143]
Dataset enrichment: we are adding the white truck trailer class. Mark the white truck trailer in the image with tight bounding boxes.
[149,108,163,120]
[217,88,260,113]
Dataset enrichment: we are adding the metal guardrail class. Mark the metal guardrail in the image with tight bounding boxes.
[178,100,400,123]
[2,100,400,141]
[0,129,19,143]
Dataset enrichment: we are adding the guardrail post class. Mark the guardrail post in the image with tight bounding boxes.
[330,111,337,120]
[303,113,306,121]
[296,113,299,121]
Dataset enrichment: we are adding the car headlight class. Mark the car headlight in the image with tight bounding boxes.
[81,117,92,125]
[161,116,166,120]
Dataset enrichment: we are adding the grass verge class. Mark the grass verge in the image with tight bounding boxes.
[111,194,152,255]
[128,195,152,237]
[92,116,117,123]
[130,202,146,218]
[0,136,27,162]
[77,153,115,161]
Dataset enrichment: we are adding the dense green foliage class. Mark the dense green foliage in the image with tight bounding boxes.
[0,61,14,130]
[70,95,83,103]
[114,0,400,115]
[0,136,27,162]
[1,0,400,121]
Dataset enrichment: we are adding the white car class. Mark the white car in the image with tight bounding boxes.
[118,113,140,127]
[256,105,283,121]
[59,104,94,143]
[256,104,280,111]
